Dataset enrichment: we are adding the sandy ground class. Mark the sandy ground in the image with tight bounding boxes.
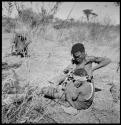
[2,32,120,123]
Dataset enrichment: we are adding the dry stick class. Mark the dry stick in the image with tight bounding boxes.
[11,69,19,108]
[27,43,32,86]
[36,3,59,40]
[41,5,49,39]
[24,52,30,85]
[36,5,44,37]
[57,2,76,40]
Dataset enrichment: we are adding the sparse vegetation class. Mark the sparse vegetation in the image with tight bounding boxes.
[2,2,120,123]
[2,80,56,123]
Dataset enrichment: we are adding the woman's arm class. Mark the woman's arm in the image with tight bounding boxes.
[87,56,111,72]
[91,56,111,72]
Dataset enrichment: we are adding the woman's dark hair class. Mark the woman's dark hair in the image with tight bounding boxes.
[71,43,85,55]
[73,68,88,77]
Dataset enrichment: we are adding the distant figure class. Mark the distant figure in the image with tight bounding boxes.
[11,33,31,57]
[39,43,111,114]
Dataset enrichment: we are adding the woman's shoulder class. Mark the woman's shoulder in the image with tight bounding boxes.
[86,55,95,60]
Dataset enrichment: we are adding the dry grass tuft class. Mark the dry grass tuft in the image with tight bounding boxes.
[2,69,57,123]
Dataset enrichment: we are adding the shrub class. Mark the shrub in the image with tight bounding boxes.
[3,18,16,33]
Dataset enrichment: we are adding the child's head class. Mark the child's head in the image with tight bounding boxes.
[73,68,88,77]
[72,68,88,87]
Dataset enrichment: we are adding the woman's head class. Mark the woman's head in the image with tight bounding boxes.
[71,43,86,64]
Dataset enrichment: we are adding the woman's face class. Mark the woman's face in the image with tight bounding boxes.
[73,51,86,63]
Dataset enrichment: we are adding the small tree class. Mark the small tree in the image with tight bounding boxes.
[83,9,93,22]
[83,9,98,22]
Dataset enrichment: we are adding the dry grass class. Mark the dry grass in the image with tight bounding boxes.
[2,3,120,123]
[2,74,57,123]
[2,56,57,123]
